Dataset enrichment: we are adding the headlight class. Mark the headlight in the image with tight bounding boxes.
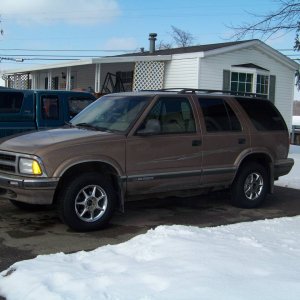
[19,158,43,175]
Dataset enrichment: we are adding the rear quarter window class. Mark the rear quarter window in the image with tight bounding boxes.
[0,92,23,113]
[236,98,287,131]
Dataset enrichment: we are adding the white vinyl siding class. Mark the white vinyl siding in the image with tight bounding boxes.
[164,58,198,88]
[198,47,294,129]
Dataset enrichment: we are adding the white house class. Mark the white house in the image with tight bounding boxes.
[2,36,299,129]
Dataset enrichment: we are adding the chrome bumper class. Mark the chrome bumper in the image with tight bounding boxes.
[0,173,59,205]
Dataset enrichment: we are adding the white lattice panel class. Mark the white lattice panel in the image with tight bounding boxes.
[133,61,165,91]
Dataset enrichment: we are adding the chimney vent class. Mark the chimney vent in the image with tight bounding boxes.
[149,33,157,54]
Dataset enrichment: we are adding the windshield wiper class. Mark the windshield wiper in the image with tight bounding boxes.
[74,123,115,133]
[75,123,100,130]
[64,121,74,127]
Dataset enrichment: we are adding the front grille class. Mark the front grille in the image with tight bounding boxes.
[0,164,15,172]
[0,151,17,174]
[0,154,16,162]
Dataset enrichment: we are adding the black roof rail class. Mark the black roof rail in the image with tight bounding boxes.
[177,88,266,98]
[140,88,267,98]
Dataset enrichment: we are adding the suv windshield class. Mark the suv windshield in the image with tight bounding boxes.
[70,95,150,132]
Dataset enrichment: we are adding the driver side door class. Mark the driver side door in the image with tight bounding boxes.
[125,96,203,195]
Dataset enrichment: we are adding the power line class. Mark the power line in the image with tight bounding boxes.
[0,54,104,58]
[0,48,135,52]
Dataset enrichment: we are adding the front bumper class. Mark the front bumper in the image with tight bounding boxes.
[274,158,294,179]
[0,173,59,205]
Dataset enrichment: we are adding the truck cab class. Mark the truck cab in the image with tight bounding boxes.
[0,88,96,138]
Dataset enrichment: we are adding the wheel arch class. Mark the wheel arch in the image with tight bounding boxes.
[53,161,124,210]
[234,152,274,193]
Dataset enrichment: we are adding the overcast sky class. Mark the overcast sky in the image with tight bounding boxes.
[0,0,299,98]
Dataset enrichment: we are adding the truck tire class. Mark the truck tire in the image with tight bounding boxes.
[231,162,268,208]
[57,172,116,231]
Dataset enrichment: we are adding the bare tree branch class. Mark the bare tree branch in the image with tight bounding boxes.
[230,0,300,40]
[170,26,194,47]
[0,15,3,36]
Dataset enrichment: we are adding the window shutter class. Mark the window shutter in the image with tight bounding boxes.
[223,70,231,91]
[269,75,276,103]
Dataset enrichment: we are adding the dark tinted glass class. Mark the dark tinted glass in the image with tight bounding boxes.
[198,98,241,132]
[68,97,94,118]
[236,98,287,131]
[41,96,59,120]
[0,92,23,113]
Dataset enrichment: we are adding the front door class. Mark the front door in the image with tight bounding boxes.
[126,96,203,195]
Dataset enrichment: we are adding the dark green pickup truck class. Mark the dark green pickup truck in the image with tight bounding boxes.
[0,88,96,138]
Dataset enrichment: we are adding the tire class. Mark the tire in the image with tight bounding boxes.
[10,200,45,211]
[57,172,116,231]
[231,162,268,208]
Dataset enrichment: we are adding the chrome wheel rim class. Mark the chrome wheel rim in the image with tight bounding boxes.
[244,172,264,201]
[75,185,108,222]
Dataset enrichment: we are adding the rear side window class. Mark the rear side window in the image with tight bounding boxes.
[41,95,59,120]
[236,98,287,131]
[198,98,241,132]
[0,92,23,113]
[68,96,95,118]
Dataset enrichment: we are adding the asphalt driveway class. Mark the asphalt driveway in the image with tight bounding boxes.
[0,186,299,273]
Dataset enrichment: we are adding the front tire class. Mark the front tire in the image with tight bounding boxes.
[57,172,116,231]
[231,162,268,208]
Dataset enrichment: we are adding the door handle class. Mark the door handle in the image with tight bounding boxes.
[238,138,246,144]
[192,139,202,146]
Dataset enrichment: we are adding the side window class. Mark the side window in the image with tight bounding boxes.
[198,98,241,132]
[68,97,95,118]
[139,97,196,134]
[236,98,287,131]
[0,92,23,113]
[41,96,59,120]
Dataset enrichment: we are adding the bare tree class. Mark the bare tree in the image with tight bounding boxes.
[0,15,3,36]
[230,0,299,40]
[157,40,172,50]
[157,26,195,49]
[230,0,300,88]
[171,25,194,47]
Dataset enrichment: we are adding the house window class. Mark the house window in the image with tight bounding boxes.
[256,74,269,96]
[231,72,253,93]
[230,71,269,98]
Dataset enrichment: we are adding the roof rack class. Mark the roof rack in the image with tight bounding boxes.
[157,88,266,98]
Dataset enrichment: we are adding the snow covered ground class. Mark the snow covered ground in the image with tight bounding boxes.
[276,145,300,189]
[0,146,299,300]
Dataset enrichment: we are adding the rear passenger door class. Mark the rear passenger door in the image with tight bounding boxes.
[126,96,203,195]
[197,97,249,186]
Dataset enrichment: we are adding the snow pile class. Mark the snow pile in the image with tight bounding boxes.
[275,145,300,189]
[1,217,300,300]
[293,116,300,126]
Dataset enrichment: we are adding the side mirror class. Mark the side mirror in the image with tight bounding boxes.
[136,119,161,135]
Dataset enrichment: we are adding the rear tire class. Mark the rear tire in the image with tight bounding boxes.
[57,172,116,231]
[231,162,268,208]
